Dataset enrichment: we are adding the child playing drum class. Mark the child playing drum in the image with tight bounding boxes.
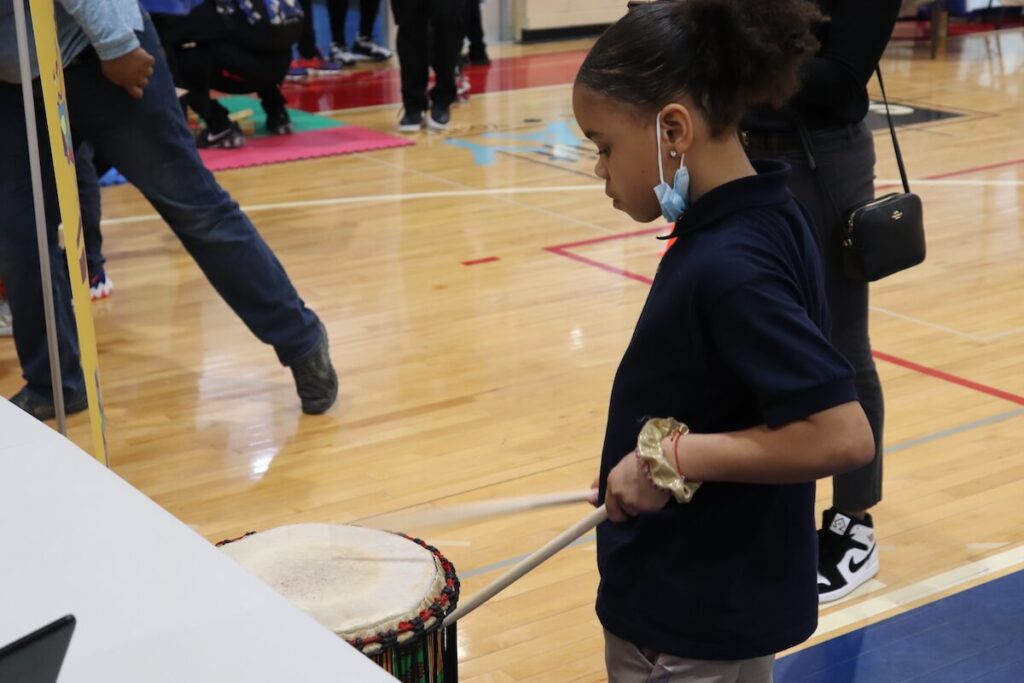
[574,1,875,680]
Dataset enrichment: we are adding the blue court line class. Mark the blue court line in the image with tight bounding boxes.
[775,569,1024,682]
[458,408,1024,580]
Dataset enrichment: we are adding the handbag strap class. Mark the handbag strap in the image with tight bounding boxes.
[874,67,911,194]
[796,66,910,230]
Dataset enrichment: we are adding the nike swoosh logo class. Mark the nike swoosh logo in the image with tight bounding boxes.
[206,128,234,142]
[849,546,875,573]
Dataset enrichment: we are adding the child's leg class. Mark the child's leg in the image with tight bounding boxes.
[359,0,380,37]
[604,630,658,683]
[74,142,106,280]
[326,0,348,46]
[604,629,775,683]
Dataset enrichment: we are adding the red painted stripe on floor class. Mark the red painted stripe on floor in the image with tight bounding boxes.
[544,226,669,251]
[923,157,1024,180]
[283,51,588,112]
[462,256,500,266]
[545,247,654,285]
[877,157,1024,190]
[544,236,1024,406]
[872,351,1024,406]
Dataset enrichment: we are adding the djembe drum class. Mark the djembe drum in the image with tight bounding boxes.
[218,524,459,682]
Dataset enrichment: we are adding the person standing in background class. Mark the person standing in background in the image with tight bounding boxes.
[461,0,489,66]
[291,0,344,75]
[392,0,465,132]
[742,0,902,603]
[0,0,339,419]
[327,0,392,65]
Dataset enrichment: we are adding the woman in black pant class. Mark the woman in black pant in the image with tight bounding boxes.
[392,0,465,132]
[743,0,902,604]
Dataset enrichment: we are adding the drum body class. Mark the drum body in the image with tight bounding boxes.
[219,524,459,682]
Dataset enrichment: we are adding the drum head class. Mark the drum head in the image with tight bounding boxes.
[221,524,444,641]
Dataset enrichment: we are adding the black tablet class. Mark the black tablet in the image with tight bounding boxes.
[0,615,76,683]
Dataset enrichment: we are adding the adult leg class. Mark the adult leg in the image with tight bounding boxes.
[764,124,883,601]
[326,0,348,46]
[464,0,488,62]
[814,124,884,512]
[65,20,324,368]
[0,83,85,406]
[391,0,430,112]
[427,0,465,110]
[359,0,380,37]
[296,0,320,59]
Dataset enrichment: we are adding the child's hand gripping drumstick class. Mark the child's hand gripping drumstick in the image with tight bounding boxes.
[443,505,608,625]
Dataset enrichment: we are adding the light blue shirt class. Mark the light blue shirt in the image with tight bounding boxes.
[0,0,144,84]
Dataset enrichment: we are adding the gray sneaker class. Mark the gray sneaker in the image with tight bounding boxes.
[289,324,338,415]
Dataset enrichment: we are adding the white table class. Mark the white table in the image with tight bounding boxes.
[0,399,395,682]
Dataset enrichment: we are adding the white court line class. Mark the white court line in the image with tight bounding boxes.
[100,185,605,226]
[317,83,578,117]
[877,178,1024,187]
[822,579,889,609]
[102,175,1022,228]
[812,544,1024,640]
[871,305,1024,343]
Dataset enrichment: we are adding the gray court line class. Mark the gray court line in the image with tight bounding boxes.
[458,408,1024,580]
[885,407,1024,454]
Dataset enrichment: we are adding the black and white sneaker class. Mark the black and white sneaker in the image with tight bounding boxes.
[353,34,392,61]
[427,104,450,132]
[817,507,879,603]
[328,43,358,66]
[264,108,293,136]
[398,109,424,133]
[196,122,245,149]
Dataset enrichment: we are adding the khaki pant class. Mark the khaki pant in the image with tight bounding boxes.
[604,630,775,683]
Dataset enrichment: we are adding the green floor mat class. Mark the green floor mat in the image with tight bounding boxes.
[218,96,345,137]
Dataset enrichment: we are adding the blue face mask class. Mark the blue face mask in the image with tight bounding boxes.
[653,115,689,223]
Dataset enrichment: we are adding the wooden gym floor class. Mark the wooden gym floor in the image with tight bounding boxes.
[3,28,1021,682]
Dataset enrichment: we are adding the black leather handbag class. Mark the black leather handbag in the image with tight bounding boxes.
[804,68,927,282]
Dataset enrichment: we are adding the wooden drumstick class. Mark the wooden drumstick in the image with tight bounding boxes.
[443,505,608,625]
[355,490,595,532]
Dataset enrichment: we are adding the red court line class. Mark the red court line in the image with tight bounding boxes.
[546,225,669,251]
[545,247,655,285]
[544,233,1024,407]
[283,50,588,112]
[877,157,1024,190]
[873,351,1024,406]
[924,157,1024,180]
[462,256,500,266]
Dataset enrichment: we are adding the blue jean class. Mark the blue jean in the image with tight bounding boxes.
[75,141,105,277]
[0,14,321,398]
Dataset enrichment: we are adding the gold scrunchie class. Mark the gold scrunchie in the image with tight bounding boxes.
[636,417,701,504]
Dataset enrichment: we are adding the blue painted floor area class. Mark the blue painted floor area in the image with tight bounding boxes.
[776,570,1024,682]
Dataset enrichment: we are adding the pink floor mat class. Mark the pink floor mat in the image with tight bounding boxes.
[198,125,413,171]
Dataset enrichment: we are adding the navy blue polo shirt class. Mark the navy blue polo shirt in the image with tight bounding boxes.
[595,160,858,660]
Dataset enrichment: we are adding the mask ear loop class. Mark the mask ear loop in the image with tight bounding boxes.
[656,115,667,186]
[657,115,685,183]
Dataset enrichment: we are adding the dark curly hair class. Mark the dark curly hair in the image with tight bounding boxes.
[576,0,823,137]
